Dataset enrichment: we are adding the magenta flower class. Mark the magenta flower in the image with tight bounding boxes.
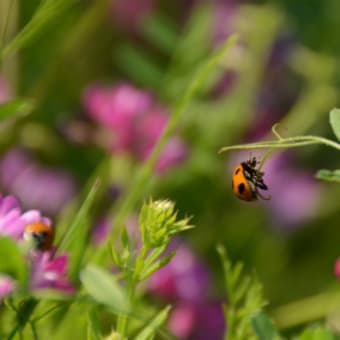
[334,258,340,280]
[168,302,225,339]
[84,83,152,133]
[0,193,52,242]
[0,194,26,240]
[0,275,16,299]
[29,251,74,293]
[0,193,74,297]
[154,137,188,172]
[83,82,188,172]
[168,303,196,339]
[111,0,153,31]
[148,241,210,303]
[148,240,224,339]
[263,155,321,229]
[0,148,77,215]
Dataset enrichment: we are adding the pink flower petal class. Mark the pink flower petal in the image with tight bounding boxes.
[0,274,16,298]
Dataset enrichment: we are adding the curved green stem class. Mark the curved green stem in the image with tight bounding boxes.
[257,148,275,172]
[93,34,238,264]
[271,290,340,329]
[219,135,340,153]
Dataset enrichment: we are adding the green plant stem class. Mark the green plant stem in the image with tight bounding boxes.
[8,298,39,340]
[219,135,340,153]
[116,244,148,337]
[30,322,39,340]
[93,34,238,265]
[257,148,275,172]
[116,278,136,338]
[271,290,340,329]
[134,245,148,281]
[28,0,109,108]
[1,0,73,61]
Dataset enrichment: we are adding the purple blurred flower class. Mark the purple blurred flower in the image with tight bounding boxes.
[84,83,152,141]
[155,137,188,172]
[83,82,188,172]
[0,194,74,298]
[92,213,140,246]
[0,194,26,240]
[0,193,52,242]
[263,155,321,229]
[148,241,210,303]
[213,0,240,45]
[111,0,153,31]
[335,258,340,281]
[0,148,77,215]
[0,275,16,299]
[92,217,111,245]
[168,303,196,339]
[168,302,224,340]
[29,251,74,293]
[148,240,225,339]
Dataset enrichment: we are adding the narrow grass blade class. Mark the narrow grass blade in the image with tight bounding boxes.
[57,178,100,277]
[133,305,171,340]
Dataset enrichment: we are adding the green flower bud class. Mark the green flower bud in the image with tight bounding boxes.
[139,200,193,248]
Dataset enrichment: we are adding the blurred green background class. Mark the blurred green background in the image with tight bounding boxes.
[1,0,340,326]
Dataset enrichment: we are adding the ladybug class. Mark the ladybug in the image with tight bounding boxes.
[232,157,270,201]
[23,222,54,251]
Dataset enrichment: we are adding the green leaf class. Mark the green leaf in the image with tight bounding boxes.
[251,311,281,340]
[217,245,267,340]
[142,245,167,269]
[114,43,163,89]
[0,99,34,120]
[315,169,340,182]
[0,237,27,286]
[57,178,100,277]
[87,307,102,340]
[120,228,130,251]
[329,108,340,141]
[80,265,130,314]
[141,14,177,54]
[133,305,171,340]
[140,250,176,281]
[298,326,335,340]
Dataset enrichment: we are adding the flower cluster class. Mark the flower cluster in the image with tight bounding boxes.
[0,194,73,299]
[139,200,193,249]
[82,82,188,172]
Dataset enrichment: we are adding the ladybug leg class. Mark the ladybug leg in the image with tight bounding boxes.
[255,180,268,190]
[256,188,271,200]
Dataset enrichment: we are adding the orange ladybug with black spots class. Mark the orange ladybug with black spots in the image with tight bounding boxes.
[23,222,54,251]
[232,157,270,201]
